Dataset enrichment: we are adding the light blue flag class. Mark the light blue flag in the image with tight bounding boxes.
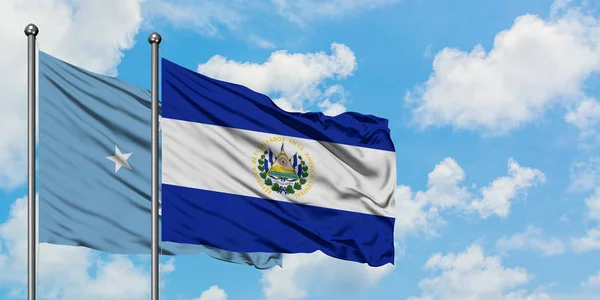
[38,51,282,269]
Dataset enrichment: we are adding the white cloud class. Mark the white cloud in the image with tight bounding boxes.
[317,85,348,116]
[582,271,600,290]
[394,158,470,239]
[161,257,176,274]
[395,157,545,239]
[496,226,566,256]
[394,185,444,239]
[260,251,394,300]
[585,188,600,222]
[504,290,553,300]
[550,0,574,17]
[248,34,277,49]
[0,196,176,299]
[409,244,548,300]
[0,0,144,189]
[142,0,244,37]
[194,285,228,300]
[423,44,434,58]
[318,99,347,116]
[142,0,399,46]
[539,271,600,299]
[272,0,402,25]
[468,158,546,219]
[272,98,306,113]
[406,3,600,135]
[197,43,356,112]
[569,157,600,192]
[529,270,600,300]
[565,97,600,137]
[571,228,600,253]
[570,188,600,253]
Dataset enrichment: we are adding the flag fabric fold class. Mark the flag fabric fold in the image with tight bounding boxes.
[38,51,282,269]
[160,57,397,267]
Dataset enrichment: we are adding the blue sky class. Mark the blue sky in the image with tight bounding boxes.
[1,0,600,299]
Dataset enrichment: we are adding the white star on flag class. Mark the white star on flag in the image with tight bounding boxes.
[106,145,132,172]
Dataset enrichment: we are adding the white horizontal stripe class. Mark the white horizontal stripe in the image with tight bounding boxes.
[161,118,396,218]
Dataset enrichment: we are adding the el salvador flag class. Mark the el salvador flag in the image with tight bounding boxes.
[161,58,397,267]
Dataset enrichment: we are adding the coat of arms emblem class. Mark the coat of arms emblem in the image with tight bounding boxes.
[254,141,313,196]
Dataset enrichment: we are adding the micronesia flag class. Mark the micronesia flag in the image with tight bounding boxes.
[38,51,282,269]
[161,58,397,266]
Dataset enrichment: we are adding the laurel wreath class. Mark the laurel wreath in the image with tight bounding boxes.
[257,149,309,194]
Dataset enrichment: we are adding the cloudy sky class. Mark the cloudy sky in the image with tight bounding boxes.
[1,0,600,299]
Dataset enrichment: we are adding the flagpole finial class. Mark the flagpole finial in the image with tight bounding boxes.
[24,24,39,36]
[148,32,162,44]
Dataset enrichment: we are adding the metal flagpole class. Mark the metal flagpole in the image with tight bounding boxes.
[148,32,162,300]
[24,23,39,300]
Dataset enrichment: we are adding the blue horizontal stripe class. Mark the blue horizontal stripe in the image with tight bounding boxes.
[161,58,395,152]
[161,184,395,267]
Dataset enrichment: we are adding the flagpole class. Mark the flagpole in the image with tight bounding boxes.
[24,23,39,300]
[149,32,162,300]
